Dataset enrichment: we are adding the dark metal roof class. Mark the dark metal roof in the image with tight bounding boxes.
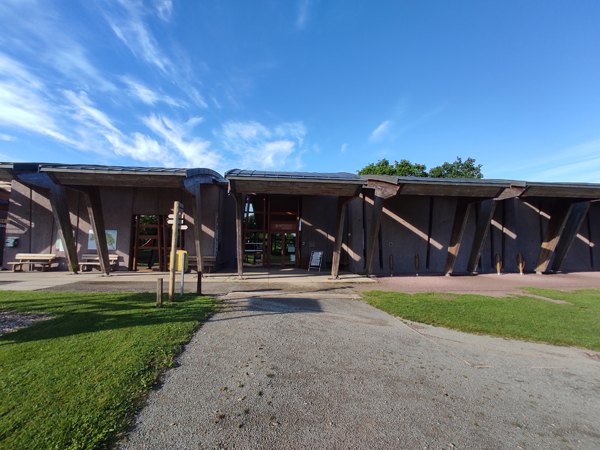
[225,169,365,182]
[364,174,522,187]
[40,164,189,176]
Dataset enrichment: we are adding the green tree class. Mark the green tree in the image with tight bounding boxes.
[428,157,483,179]
[358,158,428,177]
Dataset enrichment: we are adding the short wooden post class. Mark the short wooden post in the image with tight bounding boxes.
[389,254,393,277]
[196,270,202,295]
[157,278,163,307]
[415,253,419,277]
[517,253,525,275]
[180,252,185,296]
[495,253,502,275]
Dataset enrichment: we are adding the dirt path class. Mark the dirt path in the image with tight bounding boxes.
[121,286,600,449]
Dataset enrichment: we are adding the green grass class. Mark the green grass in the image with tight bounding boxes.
[0,291,219,450]
[363,288,600,351]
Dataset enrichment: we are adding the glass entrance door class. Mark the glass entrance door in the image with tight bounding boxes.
[269,232,297,267]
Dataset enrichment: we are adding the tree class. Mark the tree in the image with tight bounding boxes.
[358,156,483,179]
[428,157,483,179]
[358,158,427,177]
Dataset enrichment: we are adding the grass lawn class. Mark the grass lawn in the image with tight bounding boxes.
[0,291,219,450]
[363,287,600,351]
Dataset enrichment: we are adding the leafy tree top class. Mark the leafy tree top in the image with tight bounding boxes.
[358,156,483,179]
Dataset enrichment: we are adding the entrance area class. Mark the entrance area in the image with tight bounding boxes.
[130,214,185,271]
[242,195,300,269]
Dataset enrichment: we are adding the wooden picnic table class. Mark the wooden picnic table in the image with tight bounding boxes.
[7,253,56,272]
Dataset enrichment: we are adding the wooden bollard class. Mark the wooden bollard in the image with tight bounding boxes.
[196,271,202,295]
[495,254,502,275]
[517,253,525,275]
[415,253,419,277]
[157,278,163,307]
[389,254,394,277]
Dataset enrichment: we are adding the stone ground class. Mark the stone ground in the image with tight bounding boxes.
[1,269,600,449]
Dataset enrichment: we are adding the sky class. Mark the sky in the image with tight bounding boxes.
[0,0,599,182]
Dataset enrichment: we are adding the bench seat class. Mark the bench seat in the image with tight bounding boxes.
[188,256,216,273]
[80,254,119,272]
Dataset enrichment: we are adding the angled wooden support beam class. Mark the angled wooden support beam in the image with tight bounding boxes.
[81,186,110,275]
[48,183,79,273]
[535,199,574,274]
[444,198,472,275]
[365,191,385,276]
[551,201,591,272]
[467,199,497,273]
[192,183,204,282]
[234,192,244,278]
[331,196,355,279]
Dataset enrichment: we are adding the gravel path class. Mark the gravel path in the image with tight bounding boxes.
[121,286,600,450]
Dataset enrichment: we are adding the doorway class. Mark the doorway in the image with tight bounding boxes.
[269,232,298,267]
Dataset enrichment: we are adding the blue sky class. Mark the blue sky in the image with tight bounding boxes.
[0,1,599,182]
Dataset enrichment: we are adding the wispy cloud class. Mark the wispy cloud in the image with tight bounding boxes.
[218,121,306,170]
[340,143,347,153]
[153,0,173,22]
[143,114,220,168]
[0,53,76,145]
[103,0,172,73]
[122,77,185,107]
[296,0,311,29]
[369,120,391,142]
[0,133,16,141]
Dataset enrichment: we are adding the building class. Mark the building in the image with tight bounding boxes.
[1,162,599,277]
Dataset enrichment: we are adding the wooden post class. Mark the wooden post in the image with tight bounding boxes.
[180,252,185,296]
[196,272,202,295]
[535,200,574,274]
[365,192,384,276]
[234,193,244,278]
[192,183,204,282]
[467,199,497,273]
[81,186,110,275]
[551,201,590,272]
[157,278,163,307]
[48,183,79,273]
[331,196,352,279]
[168,201,181,302]
[444,198,472,275]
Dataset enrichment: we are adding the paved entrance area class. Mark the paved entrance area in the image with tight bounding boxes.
[119,285,600,450]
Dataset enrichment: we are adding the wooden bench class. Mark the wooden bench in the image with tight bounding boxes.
[80,254,119,272]
[8,253,56,272]
[188,256,217,273]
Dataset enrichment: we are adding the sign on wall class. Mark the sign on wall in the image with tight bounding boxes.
[88,230,118,250]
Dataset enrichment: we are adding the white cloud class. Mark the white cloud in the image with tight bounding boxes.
[0,133,16,141]
[143,114,221,168]
[153,0,173,21]
[370,120,391,142]
[340,143,347,153]
[296,0,311,29]
[104,1,172,74]
[121,77,185,107]
[0,53,77,146]
[64,90,121,135]
[218,120,306,170]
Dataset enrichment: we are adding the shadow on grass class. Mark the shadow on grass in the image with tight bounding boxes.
[0,292,218,344]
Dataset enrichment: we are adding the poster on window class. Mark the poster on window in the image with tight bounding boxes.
[88,230,117,250]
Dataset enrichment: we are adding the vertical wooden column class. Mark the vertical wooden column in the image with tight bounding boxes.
[551,201,590,272]
[535,199,574,274]
[365,191,384,276]
[192,184,204,279]
[331,196,353,279]
[81,186,110,275]
[444,198,472,275]
[234,192,244,277]
[467,199,497,273]
[48,183,79,273]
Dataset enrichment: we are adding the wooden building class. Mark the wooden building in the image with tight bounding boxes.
[1,162,600,278]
